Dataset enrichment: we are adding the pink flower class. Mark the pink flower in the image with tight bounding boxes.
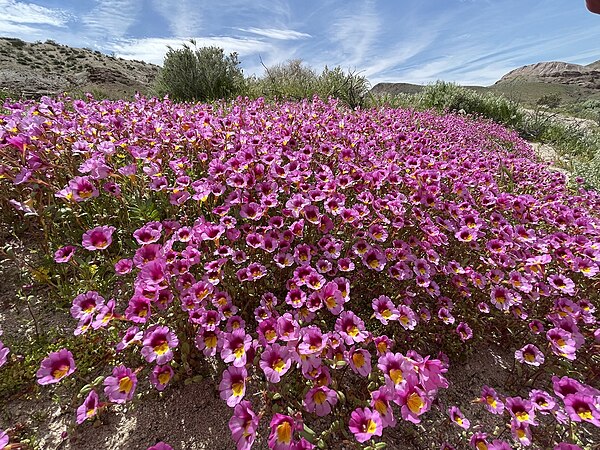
[221,329,252,367]
[370,387,396,428]
[220,366,247,407]
[505,396,536,425]
[36,349,76,385]
[150,364,174,391]
[0,429,8,448]
[304,386,337,416]
[335,311,368,345]
[347,347,372,377]
[146,443,173,450]
[260,344,292,383]
[0,340,10,368]
[141,325,179,365]
[372,295,398,325]
[103,365,137,404]
[397,384,431,423]
[229,400,259,450]
[564,393,600,426]
[268,414,299,450]
[76,390,99,424]
[82,225,116,251]
[480,386,504,414]
[515,344,545,366]
[70,291,105,320]
[348,407,383,443]
[448,406,470,429]
[114,258,133,275]
[54,245,76,263]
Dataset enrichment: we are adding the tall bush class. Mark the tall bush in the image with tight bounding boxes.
[154,41,245,102]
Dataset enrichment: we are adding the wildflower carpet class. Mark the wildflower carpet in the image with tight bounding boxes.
[0,96,598,449]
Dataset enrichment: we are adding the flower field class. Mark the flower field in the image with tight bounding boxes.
[0,95,599,449]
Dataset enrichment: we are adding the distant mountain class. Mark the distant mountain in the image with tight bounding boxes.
[495,60,600,89]
[0,37,159,99]
[369,58,600,106]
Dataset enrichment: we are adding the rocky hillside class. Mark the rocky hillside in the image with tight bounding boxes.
[0,37,159,99]
[495,60,600,89]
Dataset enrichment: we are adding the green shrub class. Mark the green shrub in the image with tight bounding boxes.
[154,41,245,102]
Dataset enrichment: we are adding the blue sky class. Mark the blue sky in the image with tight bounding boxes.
[1,0,599,86]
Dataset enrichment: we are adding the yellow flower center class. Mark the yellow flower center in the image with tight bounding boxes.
[366,419,377,434]
[119,376,133,394]
[273,359,286,373]
[158,371,171,385]
[313,390,327,405]
[381,309,392,318]
[476,443,488,450]
[154,341,169,355]
[234,345,245,359]
[374,399,387,416]
[515,411,529,422]
[369,259,380,269]
[276,421,292,443]
[407,392,424,414]
[347,326,359,337]
[486,396,497,408]
[325,296,336,309]
[524,352,535,362]
[516,428,526,439]
[578,407,593,420]
[265,330,277,341]
[352,352,365,368]
[205,335,217,348]
[390,368,403,385]
[52,364,69,379]
[232,381,244,397]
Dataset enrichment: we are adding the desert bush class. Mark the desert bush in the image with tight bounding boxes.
[537,93,561,109]
[0,96,599,450]
[250,60,370,108]
[154,41,245,102]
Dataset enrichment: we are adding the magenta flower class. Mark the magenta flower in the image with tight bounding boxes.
[229,400,259,450]
[548,274,575,295]
[553,444,583,450]
[298,326,325,356]
[372,295,398,325]
[36,349,76,385]
[76,389,99,424]
[103,365,137,404]
[348,407,383,443]
[0,340,9,368]
[221,329,252,367]
[0,429,8,448]
[146,443,173,450]
[456,322,473,341]
[54,245,77,263]
[219,366,247,407]
[141,325,179,365]
[268,414,298,450]
[67,176,99,202]
[71,291,105,320]
[335,311,368,345]
[480,386,504,414]
[505,396,536,425]
[82,225,116,251]
[260,344,292,383]
[515,344,545,366]
[510,420,532,446]
[115,258,133,275]
[116,326,143,351]
[150,364,174,391]
[564,393,600,426]
[448,406,470,429]
[397,384,431,423]
[377,351,413,390]
[370,387,396,428]
[304,386,337,417]
[347,348,372,377]
[529,389,556,413]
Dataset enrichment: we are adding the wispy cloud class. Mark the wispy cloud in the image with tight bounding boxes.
[329,0,380,67]
[151,0,204,38]
[236,27,311,40]
[82,0,141,40]
[109,36,271,66]
[0,0,71,27]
